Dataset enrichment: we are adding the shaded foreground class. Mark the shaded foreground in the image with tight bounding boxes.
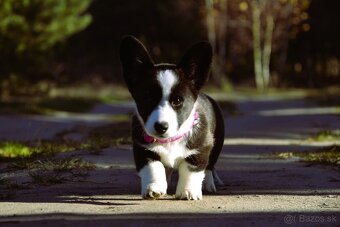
[0,94,339,226]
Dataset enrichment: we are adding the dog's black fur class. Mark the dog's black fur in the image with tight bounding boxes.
[120,36,224,200]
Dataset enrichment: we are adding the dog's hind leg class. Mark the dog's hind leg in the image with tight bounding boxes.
[212,169,224,186]
[165,167,173,186]
[203,169,224,192]
[203,170,216,192]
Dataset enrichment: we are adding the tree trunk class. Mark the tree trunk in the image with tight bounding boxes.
[251,0,264,91]
[218,0,228,79]
[277,3,293,85]
[205,0,222,85]
[262,14,274,89]
[205,0,216,51]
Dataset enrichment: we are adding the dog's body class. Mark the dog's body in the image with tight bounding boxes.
[120,36,224,200]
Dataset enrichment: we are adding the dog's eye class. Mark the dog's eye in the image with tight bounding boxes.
[170,96,183,108]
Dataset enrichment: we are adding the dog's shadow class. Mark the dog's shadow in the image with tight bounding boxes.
[2,142,339,207]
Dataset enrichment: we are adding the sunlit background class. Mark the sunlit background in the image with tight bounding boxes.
[0,0,339,97]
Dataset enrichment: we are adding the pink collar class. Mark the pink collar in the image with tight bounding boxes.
[143,112,199,144]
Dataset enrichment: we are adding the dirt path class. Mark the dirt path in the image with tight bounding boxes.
[0,95,339,226]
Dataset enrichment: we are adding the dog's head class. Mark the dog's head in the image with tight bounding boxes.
[120,36,212,139]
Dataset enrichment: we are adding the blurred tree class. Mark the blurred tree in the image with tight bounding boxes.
[250,0,275,91]
[204,0,228,87]
[0,0,92,53]
[0,0,92,82]
[291,0,340,87]
[0,0,332,88]
[232,0,310,90]
[218,0,228,80]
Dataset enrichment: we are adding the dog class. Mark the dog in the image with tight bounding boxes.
[120,36,224,200]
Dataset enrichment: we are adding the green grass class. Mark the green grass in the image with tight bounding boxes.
[0,140,81,159]
[0,118,131,160]
[0,142,32,158]
[299,145,340,167]
[0,138,129,160]
[50,84,132,104]
[271,145,340,168]
[307,130,340,142]
[0,131,127,187]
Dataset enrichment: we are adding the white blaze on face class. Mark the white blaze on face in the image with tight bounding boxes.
[145,70,178,138]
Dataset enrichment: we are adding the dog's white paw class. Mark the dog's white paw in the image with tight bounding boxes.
[142,182,167,199]
[175,188,202,200]
[203,170,216,192]
[175,162,205,200]
[139,161,167,200]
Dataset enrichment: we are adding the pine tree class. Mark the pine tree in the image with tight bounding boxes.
[0,0,92,53]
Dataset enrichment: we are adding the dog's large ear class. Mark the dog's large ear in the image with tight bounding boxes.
[120,36,154,83]
[177,42,212,90]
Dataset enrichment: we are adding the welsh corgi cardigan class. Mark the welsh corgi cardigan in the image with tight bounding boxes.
[120,36,224,200]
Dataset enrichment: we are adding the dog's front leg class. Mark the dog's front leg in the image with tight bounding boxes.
[175,161,205,200]
[139,161,167,199]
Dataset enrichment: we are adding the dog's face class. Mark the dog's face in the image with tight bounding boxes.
[120,36,212,139]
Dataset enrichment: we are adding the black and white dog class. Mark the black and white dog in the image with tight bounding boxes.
[120,36,224,200]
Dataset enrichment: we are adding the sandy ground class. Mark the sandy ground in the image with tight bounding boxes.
[0,95,339,226]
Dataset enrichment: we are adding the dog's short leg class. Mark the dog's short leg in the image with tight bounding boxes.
[203,169,224,192]
[165,167,173,186]
[212,169,224,186]
[203,170,216,192]
[139,161,167,199]
[175,162,205,200]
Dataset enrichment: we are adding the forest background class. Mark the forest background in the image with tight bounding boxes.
[0,0,339,98]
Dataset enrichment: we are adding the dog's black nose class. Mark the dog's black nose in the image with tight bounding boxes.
[154,121,169,134]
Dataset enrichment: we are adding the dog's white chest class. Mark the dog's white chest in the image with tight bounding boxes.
[146,141,197,168]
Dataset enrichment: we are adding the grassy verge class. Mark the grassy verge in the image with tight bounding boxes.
[307,130,340,142]
[0,141,74,159]
[27,158,96,186]
[271,145,339,168]
[0,157,96,192]
[0,83,132,115]
[0,140,91,159]
[0,136,131,160]
[0,120,130,191]
[0,118,131,160]
[0,97,100,115]
[299,146,340,167]
[0,142,32,158]
[306,86,340,107]
[49,84,131,104]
